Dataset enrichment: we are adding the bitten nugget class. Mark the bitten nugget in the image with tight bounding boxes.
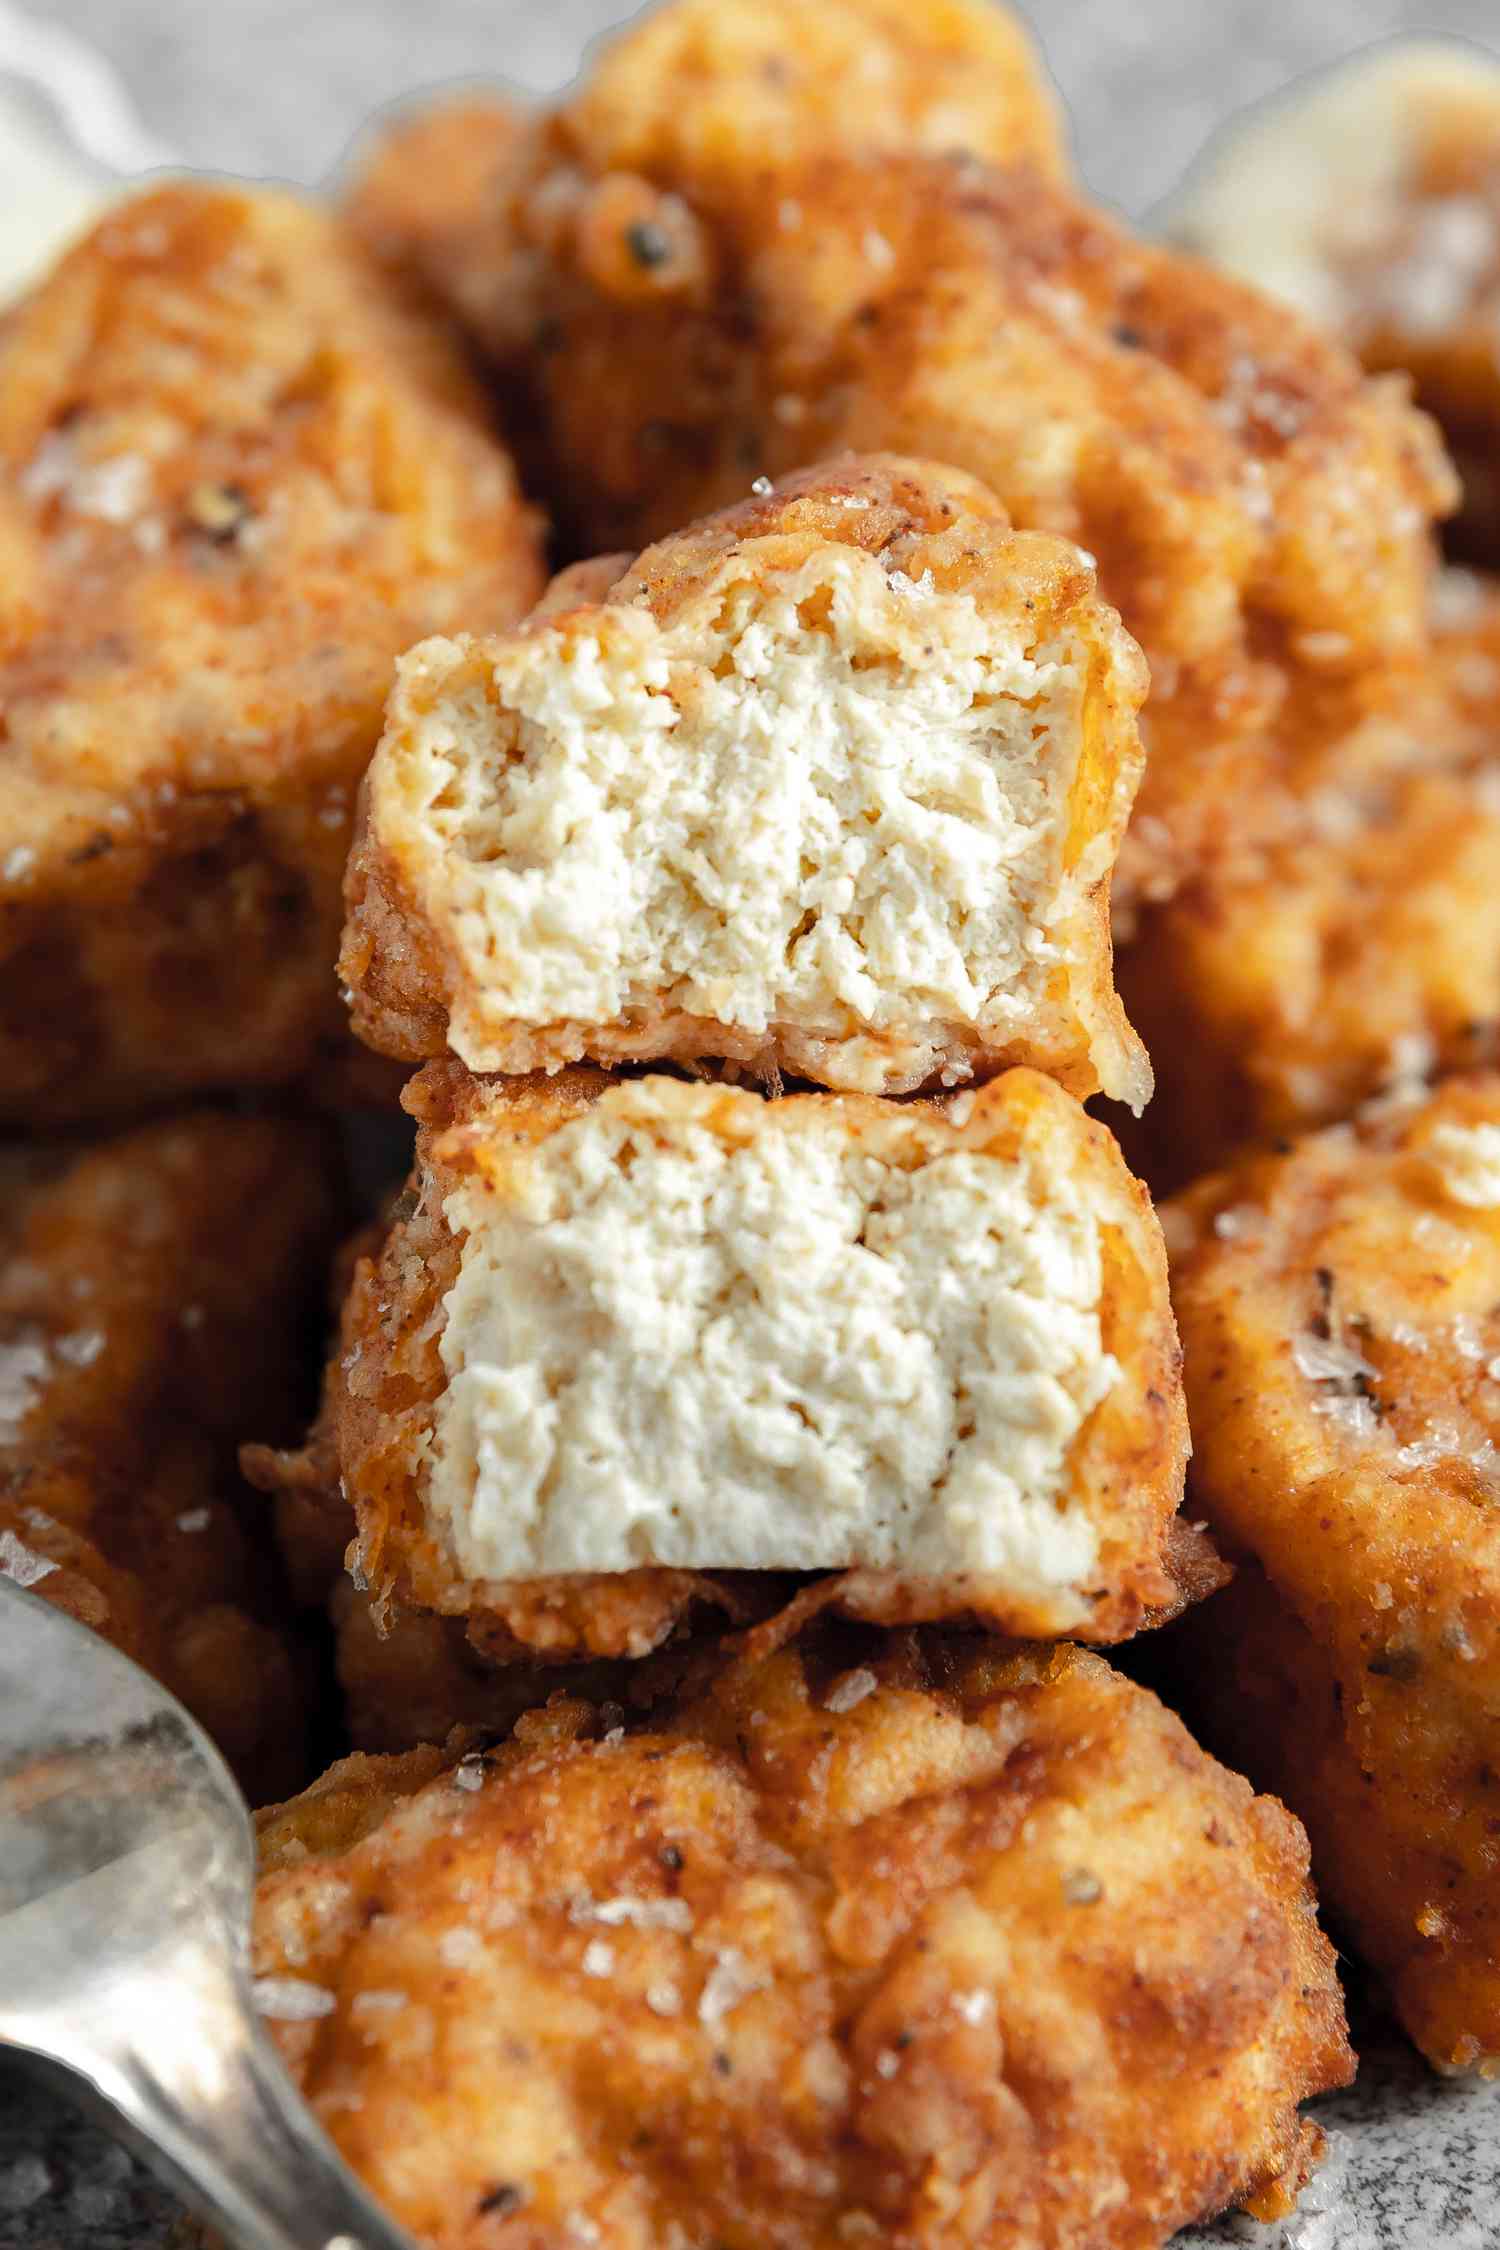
[252,1633,1351,2250]
[356,0,1452,715]
[342,456,1150,1105]
[1167,40,1500,559]
[1164,1076,1500,2070]
[1118,574,1500,1185]
[0,1113,339,1800]
[0,182,544,1123]
[268,1058,1189,1661]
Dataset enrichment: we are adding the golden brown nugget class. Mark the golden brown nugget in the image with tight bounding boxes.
[1164,1076,1500,2070]
[348,0,1066,311]
[374,0,1452,713]
[266,1058,1190,1661]
[341,456,1151,1106]
[1118,575,1500,1184]
[1168,40,1500,560]
[0,1113,340,1801]
[0,182,544,1124]
[251,1634,1352,2250]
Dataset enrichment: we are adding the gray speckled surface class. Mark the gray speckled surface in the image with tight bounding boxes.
[3,1,1500,2244]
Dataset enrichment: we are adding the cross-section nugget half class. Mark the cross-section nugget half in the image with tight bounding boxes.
[0,183,543,1122]
[252,1634,1351,2250]
[300,1059,1188,1660]
[1164,1075,1500,2070]
[342,457,1150,1105]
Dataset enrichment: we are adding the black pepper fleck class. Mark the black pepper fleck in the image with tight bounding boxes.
[478,2183,524,2216]
[626,220,672,269]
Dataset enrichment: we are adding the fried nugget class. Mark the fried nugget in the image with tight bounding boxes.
[251,1632,1351,2250]
[1167,40,1500,560]
[0,1112,339,1800]
[1117,574,1500,1185]
[350,0,1452,719]
[327,1578,633,1754]
[340,455,1150,1106]
[0,183,544,1124]
[348,0,1065,308]
[262,1057,1189,1661]
[1163,1075,1500,2070]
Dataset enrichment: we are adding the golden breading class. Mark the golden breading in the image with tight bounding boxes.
[347,0,1066,308]
[341,455,1151,1106]
[1117,576,1500,1185]
[0,182,544,1124]
[1168,40,1500,560]
[1162,1075,1500,2071]
[348,0,1453,718]
[348,98,543,351]
[0,1113,340,1801]
[260,1058,1192,1662]
[251,1633,1352,2250]
[540,0,1066,192]
[328,1578,631,1754]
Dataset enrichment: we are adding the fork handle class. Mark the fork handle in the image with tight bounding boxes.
[15,1946,414,2250]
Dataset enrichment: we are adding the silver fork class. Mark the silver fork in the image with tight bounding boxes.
[0,1579,415,2250]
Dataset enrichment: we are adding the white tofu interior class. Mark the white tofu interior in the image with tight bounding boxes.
[398,547,1102,1079]
[425,1086,1116,1602]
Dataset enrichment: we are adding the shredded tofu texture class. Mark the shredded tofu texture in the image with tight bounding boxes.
[393,550,1099,1076]
[426,1086,1115,1599]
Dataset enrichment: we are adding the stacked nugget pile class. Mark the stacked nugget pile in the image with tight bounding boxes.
[6,3,1500,2245]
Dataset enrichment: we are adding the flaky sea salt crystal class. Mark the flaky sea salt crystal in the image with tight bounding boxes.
[824,1667,877,1713]
[251,1977,337,2022]
[0,1529,56,1589]
[699,1947,766,2026]
[55,1329,104,1368]
[1292,1333,1377,1387]
[1310,1392,1380,1438]
[0,1333,50,1434]
[574,1893,693,1933]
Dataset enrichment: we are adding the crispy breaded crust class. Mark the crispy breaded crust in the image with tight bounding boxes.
[269,1058,1190,1661]
[0,1113,339,1801]
[551,0,1066,190]
[1119,579,1500,1184]
[1164,1075,1500,2069]
[341,454,1150,1104]
[347,0,1065,308]
[525,148,1448,681]
[0,182,544,1122]
[360,9,1452,712]
[327,1578,631,1754]
[252,1633,1351,2250]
